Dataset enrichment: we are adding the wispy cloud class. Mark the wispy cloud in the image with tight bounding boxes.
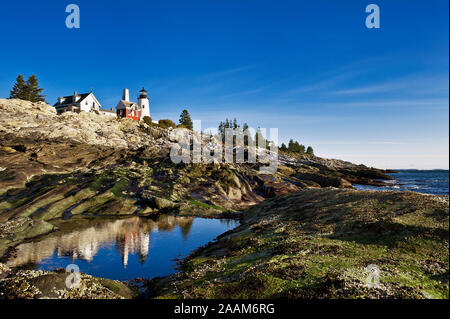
[199,64,258,82]
[309,141,409,145]
[284,70,365,96]
[332,98,449,109]
[278,98,449,109]
[279,59,383,98]
[220,86,269,98]
[332,74,449,96]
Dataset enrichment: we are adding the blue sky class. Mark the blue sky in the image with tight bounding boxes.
[0,0,448,169]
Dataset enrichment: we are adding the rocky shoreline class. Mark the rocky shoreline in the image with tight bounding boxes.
[0,263,135,299]
[143,189,449,299]
[1,99,447,299]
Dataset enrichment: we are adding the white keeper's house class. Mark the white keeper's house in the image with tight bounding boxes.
[53,91,116,117]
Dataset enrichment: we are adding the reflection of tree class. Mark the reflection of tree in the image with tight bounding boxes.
[155,215,177,231]
[178,218,194,239]
[219,219,238,228]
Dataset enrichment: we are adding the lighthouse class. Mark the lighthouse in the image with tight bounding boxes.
[138,87,150,120]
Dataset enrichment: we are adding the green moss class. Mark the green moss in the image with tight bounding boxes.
[147,189,449,299]
[70,193,115,215]
[188,199,227,212]
[33,188,97,220]
[89,174,114,192]
[110,178,130,197]
[0,201,12,214]
[97,278,136,298]
[10,186,55,209]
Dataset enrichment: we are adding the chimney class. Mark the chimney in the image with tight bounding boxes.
[123,88,130,102]
[73,91,79,102]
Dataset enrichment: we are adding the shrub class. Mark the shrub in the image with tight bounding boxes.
[143,116,153,126]
[158,119,176,129]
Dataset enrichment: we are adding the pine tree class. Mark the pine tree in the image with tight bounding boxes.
[306,146,314,155]
[298,143,306,154]
[288,139,295,152]
[25,74,46,102]
[233,118,238,129]
[218,121,224,136]
[179,109,193,130]
[286,139,306,154]
[280,143,287,152]
[242,123,252,146]
[9,74,28,100]
[255,127,266,148]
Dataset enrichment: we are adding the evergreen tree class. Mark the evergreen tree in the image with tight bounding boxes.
[298,143,306,154]
[233,118,238,129]
[224,118,231,129]
[280,143,287,152]
[179,109,193,130]
[25,74,46,102]
[241,123,253,146]
[306,146,314,155]
[287,139,306,154]
[218,121,225,136]
[255,127,267,148]
[9,74,28,100]
[288,139,295,152]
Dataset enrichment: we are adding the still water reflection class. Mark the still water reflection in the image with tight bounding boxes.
[6,216,239,281]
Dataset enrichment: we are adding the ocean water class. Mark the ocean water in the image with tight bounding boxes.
[354,169,449,195]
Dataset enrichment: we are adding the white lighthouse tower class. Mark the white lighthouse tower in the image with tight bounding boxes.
[138,87,150,120]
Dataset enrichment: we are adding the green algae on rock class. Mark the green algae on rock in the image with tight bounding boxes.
[0,217,55,257]
[0,263,135,299]
[143,188,449,299]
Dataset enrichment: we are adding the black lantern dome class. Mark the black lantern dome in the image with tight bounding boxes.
[139,87,148,99]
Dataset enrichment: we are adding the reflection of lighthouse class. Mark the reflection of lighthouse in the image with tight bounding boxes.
[118,231,150,267]
[81,241,98,262]
[122,239,129,268]
[139,232,150,264]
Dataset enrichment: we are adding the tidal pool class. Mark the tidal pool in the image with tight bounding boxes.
[5,216,239,281]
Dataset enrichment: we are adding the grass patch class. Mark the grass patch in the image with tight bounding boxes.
[189,199,227,212]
